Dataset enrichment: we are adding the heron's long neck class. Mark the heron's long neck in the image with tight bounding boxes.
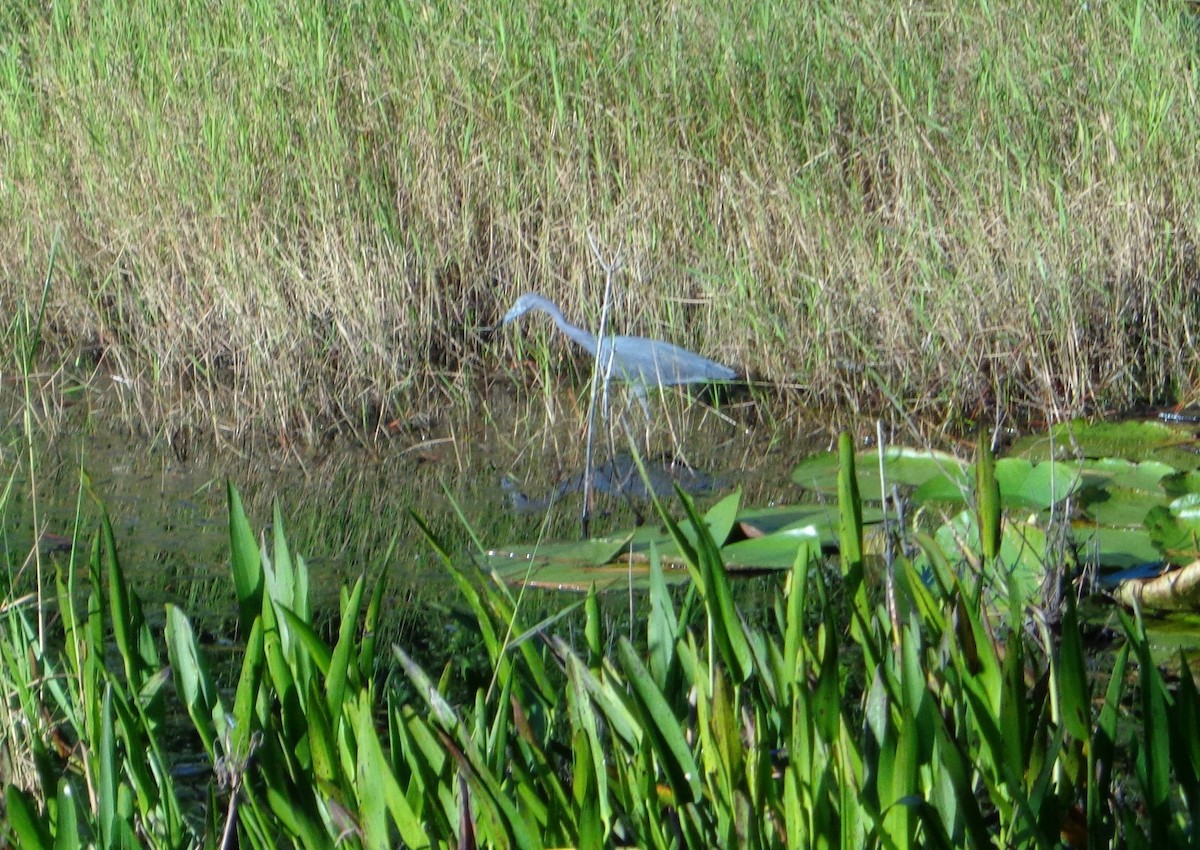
[543,303,597,355]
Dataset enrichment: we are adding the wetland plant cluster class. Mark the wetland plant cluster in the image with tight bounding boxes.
[1,438,1197,848]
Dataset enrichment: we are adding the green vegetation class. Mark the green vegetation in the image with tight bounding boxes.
[3,1,1199,439]
[488,419,1200,616]
[2,438,1199,847]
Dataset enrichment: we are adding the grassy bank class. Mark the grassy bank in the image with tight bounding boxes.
[2,0,1199,439]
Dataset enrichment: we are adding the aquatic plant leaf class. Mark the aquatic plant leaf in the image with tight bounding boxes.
[228,482,264,633]
[647,544,678,687]
[327,576,365,719]
[618,638,702,803]
[839,432,864,573]
[164,605,221,757]
[485,533,638,572]
[276,607,333,675]
[1073,525,1163,570]
[1089,641,1129,839]
[1080,485,1170,528]
[1163,469,1200,498]
[1010,419,1200,469]
[1057,597,1091,741]
[992,458,1082,510]
[929,511,1044,607]
[355,696,429,850]
[5,785,50,850]
[1145,504,1200,566]
[53,776,80,850]
[792,447,968,501]
[491,557,688,592]
[1080,457,1175,492]
[789,450,839,494]
[721,526,821,569]
[977,432,1002,560]
[1120,608,1174,843]
[701,490,741,548]
[734,504,863,547]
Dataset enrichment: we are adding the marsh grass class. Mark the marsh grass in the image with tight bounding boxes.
[3,0,1199,441]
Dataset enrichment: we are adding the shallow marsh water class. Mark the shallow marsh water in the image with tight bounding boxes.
[11,380,1200,674]
[1,382,826,639]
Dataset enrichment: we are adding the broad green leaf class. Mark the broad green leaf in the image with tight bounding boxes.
[647,543,678,686]
[1011,419,1200,468]
[326,576,365,719]
[164,605,220,756]
[228,482,264,632]
[6,785,50,850]
[1122,608,1173,843]
[721,526,821,569]
[1078,524,1164,571]
[839,432,864,571]
[793,446,968,501]
[52,778,79,850]
[618,639,701,803]
[1145,504,1200,566]
[1080,457,1175,493]
[993,458,1082,510]
[700,489,742,548]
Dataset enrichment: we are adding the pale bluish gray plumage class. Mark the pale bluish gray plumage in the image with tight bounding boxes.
[500,292,736,389]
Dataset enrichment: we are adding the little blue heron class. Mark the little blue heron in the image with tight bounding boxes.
[499,292,736,390]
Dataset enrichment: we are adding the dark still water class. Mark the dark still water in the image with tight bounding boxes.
[2,384,824,636]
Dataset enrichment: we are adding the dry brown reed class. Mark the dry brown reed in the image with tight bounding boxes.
[1,0,1198,443]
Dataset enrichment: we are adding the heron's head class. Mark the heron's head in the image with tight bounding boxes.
[501,292,552,325]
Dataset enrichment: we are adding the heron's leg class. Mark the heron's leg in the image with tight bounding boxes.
[608,402,647,525]
[633,384,650,417]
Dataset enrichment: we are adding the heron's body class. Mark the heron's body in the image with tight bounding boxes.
[500,292,736,388]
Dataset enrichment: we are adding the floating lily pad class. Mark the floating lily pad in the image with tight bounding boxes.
[733,504,884,548]
[1073,524,1164,570]
[723,526,822,569]
[1079,458,1176,492]
[1144,504,1200,567]
[1080,487,1169,529]
[792,447,968,502]
[1010,420,1200,469]
[487,499,827,590]
[1162,470,1200,499]
[992,458,1084,510]
[486,529,687,591]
